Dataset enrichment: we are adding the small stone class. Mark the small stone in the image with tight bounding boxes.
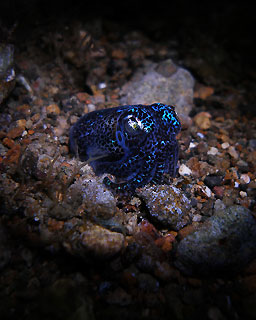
[228,146,239,159]
[16,119,27,128]
[91,93,105,104]
[31,113,40,122]
[2,137,15,148]
[81,178,117,218]
[81,224,124,257]
[240,174,250,184]
[193,184,212,198]
[207,147,218,156]
[87,103,96,112]
[3,145,21,164]
[70,115,79,125]
[155,233,176,252]
[178,224,196,240]
[197,132,205,139]
[47,218,65,232]
[137,185,191,230]
[26,119,33,129]
[221,142,230,149]
[213,186,225,198]
[194,85,214,100]
[17,104,31,116]
[76,92,90,103]
[204,175,223,189]
[46,104,61,115]
[111,49,127,59]
[193,112,211,130]
[196,141,208,153]
[219,134,230,143]
[192,214,202,222]
[7,126,25,139]
[139,220,158,238]
[179,164,192,176]
[189,142,197,149]
[240,191,247,198]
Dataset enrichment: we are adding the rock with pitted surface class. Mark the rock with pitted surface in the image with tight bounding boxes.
[120,59,194,116]
[175,205,256,275]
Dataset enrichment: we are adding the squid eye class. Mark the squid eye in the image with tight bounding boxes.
[124,115,143,134]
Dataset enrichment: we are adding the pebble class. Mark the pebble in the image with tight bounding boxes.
[197,132,204,139]
[175,205,256,275]
[16,119,27,128]
[240,174,250,184]
[120,59,195,116]
[80,177,117,218]
[192,214,202,222]
[7,126,25,139]
[213,186,225,199]
[137,184,191,230]
[179,164,192,176]
[228,146,239,159]
[2,137,15,148]
[189,142,197,149]
[46,104,61,115]
[221,142,230,149]
[111,48,127,59]
[240,191,247,198]
[204,175,223,189]
[237,159,249,172]
[80,224,125,257]
[3,145,21,164]
[194,85,214,100]
[76,92,90,103]
[192,184,212,198]
[207,147,218,156]
[193,112,211,130]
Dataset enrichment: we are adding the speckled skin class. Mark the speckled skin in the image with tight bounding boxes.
[69,103,181,192]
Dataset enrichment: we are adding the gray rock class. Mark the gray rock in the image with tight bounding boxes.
[120,59,194,116]
[175,205,256,275]
[0,44,15,105]
[137,184,191,230]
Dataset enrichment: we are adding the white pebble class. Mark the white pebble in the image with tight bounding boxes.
[189,142,197,149]
[204,185,212,198]
[221,142,230,149]
[240,174,250,184]
[179,164,192,176]
[197,132,204,139]
[87,103,96,112]
[207,147,218,155]
[98,82,107,89]
[240,191,247,198]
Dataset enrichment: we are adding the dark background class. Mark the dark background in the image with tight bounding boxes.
[0,0,255,60]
